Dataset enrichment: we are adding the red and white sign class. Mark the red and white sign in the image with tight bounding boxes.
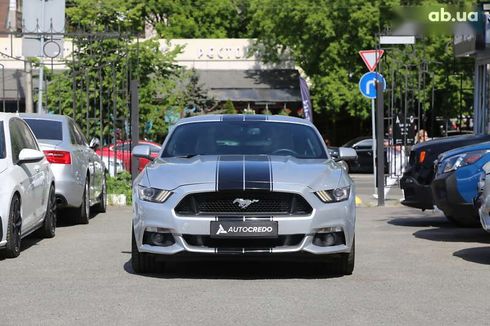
[359,50,384,72]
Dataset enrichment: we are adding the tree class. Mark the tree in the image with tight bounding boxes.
[181,68,217,116]
[249,0,475,142]
[142,0,253,38]
[222,99,237,114]
[46,0,183,143]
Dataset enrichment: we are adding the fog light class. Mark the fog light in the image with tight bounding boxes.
[143,231,175,247]
[312,230,345,247]
[151,233,165,245]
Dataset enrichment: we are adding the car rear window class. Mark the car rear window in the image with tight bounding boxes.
[24,119,63,141]
[0,121,5,159]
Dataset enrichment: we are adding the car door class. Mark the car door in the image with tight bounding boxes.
[73,122,101,202]
[9,119,46,230]
[68,119,89,197]
[353,139,374,172]
[18,119,51,222]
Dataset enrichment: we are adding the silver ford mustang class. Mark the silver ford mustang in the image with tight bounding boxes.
[131,115,357,275]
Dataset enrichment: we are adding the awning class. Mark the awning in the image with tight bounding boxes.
[198,69,301,102]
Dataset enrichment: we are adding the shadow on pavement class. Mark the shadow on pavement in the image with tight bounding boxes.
[388,215,451,228]
[413,227,490,244]
[453,247,490,265]
[123,259,344,280]
[55,210,106,228]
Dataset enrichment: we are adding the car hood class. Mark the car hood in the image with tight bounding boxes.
[438,141,490,162]
[144,155,343,191]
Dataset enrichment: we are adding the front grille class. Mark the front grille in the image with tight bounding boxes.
[183,234,304,249]
[175,191,312,216]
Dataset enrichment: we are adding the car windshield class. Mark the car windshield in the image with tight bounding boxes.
[162,121,327,159]
[24,119,63,141]
[0,121,5,159]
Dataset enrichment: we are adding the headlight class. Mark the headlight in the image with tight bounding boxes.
[315,186,350,203]
[137,185,172,203]
[442,150,487,174]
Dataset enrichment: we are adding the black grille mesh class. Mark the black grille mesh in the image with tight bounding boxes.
[183,234,304,249]
[175,191,312,216]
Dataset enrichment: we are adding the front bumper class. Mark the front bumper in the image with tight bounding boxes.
[400,175,434,210]
[133,183,356,257]
[431,172,478,219]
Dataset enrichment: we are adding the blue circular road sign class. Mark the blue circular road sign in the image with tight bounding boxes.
[359,72,386,99]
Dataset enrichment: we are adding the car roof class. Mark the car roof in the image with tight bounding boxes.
[174,114,312,126]
[19,113,70,122]
[0,113,22,122]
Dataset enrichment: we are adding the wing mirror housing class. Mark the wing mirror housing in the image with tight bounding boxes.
[89,137,100,150]
[18,149,45,164]
[132,144,154,161]
[338,147,358,161]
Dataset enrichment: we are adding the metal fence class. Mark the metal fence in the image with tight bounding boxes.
[0,30,139,178]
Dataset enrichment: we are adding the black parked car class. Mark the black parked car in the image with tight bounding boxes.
[342,136,388,173]
[400,134,490,211]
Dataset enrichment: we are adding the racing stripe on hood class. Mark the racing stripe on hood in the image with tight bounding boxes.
[217,155,244,191]
[216,155,272,191]
[245,155,272,191]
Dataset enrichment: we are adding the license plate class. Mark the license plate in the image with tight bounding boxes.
[210,221,278,238]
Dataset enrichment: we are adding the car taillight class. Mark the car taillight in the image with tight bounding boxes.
[43,150,71,164]
[419,150,426,164]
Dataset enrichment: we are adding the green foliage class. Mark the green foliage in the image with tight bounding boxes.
[181,68,217,115]
[249,0,475,126]
[107,172,132,204]
[47,0,189,143]
[142,0,253,38]
[222,99,237,114]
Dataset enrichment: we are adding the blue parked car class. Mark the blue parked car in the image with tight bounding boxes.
[431,142,490,227]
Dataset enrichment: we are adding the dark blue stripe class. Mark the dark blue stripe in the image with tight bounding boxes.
[222,115,243,121]
[245,155,271,191]
[244,115,267,121]
[217,155,244,191]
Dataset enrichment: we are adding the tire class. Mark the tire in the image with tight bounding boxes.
[40,185,56,238]
[74,177,90,225]
[93,174,107,213]
[1,194,22,258]
[131,228,158,274]
[331,237,355,276]
[445,214,481,228]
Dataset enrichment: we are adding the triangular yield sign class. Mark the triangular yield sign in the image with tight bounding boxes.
[359,50,384,72]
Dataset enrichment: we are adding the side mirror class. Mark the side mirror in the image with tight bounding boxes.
[89,137,100,150]
[338,147,358,161]
[18,149,45,164]
[132,145,154,161]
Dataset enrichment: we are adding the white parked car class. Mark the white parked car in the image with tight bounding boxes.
[21,114,107,224]
[0,114,56,258]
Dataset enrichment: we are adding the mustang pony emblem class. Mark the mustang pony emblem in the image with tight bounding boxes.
[233,198,259,209]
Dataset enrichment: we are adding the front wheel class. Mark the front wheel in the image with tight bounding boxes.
[131,228,159,274]
[1,195,22,258]
[445,213,481,228]
[40,185,56,238]
[330,237,355,276]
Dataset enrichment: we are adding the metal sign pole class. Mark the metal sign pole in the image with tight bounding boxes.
[37,0,46,114]
[376,80,385,206]
[371,98,377,195]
